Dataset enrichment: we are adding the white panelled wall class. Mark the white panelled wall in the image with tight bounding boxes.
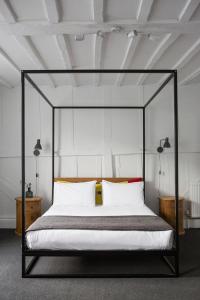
[0,83,200,228]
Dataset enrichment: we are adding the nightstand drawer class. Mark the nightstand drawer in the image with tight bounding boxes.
[15,197,42,235]
[159,196,184,235]
[26,202,41,212]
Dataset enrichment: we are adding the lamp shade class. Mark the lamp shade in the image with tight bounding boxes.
[34,139,42,150]
[163,137,170,148]
[157,146,164,153]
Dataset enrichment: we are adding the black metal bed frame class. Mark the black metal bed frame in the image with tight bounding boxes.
[21,69,179,278]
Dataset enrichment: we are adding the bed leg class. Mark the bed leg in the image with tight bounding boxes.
[174,252,179,277]
[22,253,26,278]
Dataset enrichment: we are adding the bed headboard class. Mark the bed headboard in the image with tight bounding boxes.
[54,177,142,183]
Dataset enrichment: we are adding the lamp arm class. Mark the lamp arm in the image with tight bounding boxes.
[159,138,165,147]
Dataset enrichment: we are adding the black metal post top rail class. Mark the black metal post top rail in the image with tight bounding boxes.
[23,70,175,109]
[21,68,179,277]
[54,106,144,109]
[22,69,176,74]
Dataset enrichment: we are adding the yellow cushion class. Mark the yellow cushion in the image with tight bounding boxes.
[96,183,102,205]
[95,181,128,206]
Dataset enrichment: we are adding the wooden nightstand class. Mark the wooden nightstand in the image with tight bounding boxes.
[15,197,42,235]
[159,196,185,235]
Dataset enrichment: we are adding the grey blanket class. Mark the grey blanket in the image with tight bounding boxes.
[26,215,173,232]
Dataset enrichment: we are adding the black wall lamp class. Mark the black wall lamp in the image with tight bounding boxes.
[33,139,42,156]
[157,137,171,153]
[33,139,42,196]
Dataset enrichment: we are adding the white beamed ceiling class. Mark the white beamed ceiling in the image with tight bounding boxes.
[0,0,200,87]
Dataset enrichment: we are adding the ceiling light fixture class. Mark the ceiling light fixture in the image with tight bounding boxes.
[97,30,105,38]
[72,29,160,42]
[74,34,85,41]
[111,26,122,33]
[127,30,160,41]
[127,30,137,39]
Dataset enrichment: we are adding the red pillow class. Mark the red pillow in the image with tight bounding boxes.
[128,178,143,183]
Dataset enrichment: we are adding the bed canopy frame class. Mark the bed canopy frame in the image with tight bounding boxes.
[21,69,179,278]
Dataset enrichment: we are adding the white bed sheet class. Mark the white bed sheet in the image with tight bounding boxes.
[26,205,173,250]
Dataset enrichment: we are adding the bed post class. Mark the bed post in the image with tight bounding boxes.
[21,69,179,278]
[143,107,145,200]
[52,107,55,204]
[174,70,179,276]
[21,71,26,277]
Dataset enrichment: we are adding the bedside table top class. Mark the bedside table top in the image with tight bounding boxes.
[159,196,184,201]
[15,197,42,202]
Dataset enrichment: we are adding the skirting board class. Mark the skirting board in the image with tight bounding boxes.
[0,218,16,228]
[186,218,200,229]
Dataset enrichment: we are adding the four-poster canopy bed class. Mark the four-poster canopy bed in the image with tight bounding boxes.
[21,69,179,278]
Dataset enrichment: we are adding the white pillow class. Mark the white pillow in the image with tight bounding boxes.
[102,180,144,207]
[53,181,96,207]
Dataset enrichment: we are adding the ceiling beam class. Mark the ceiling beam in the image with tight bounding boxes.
[43,0,59,23]
[0,0,56,87]
[44,1,77,86]
[178,0,200,22]
[158,37,200,84]
[178,1,200,85]
[115,0,153,86]
[93,34,103,85]
[115,36,141,86]
[15,36,56,87]
[137,33,179,85]
[171,37,200,70]
[0,76,13,88]
[0,47,20,73]
[180,66,200,85]
[0,0,16,23]
[137,0,198,85]
[137,0,154,22]
[54,35,77,86]
[1,20,200,36]
[92,0,104,85]
[1,20,200,35]
[92,0,104,23]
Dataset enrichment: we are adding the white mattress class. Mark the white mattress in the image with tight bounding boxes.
[26,205,173,250]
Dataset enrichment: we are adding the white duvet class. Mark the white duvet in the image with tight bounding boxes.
[26,204,173,250]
